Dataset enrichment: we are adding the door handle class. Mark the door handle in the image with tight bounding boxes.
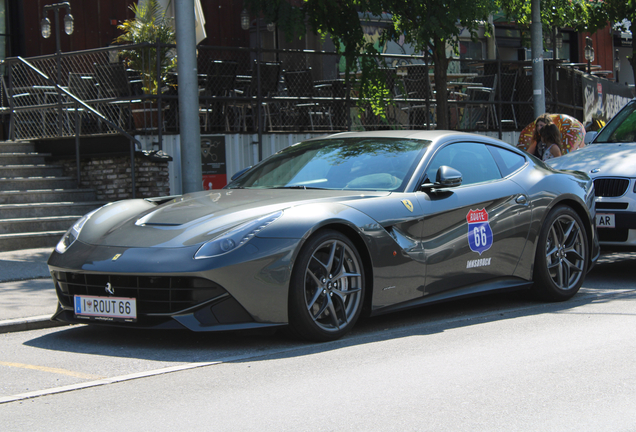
[515,194,528,205]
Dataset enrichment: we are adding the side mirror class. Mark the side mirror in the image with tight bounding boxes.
[421,165,463,190]
[584,131,598,144]
[436,165,463,188]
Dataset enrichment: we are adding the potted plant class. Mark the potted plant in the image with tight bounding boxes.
[114,0,177,129]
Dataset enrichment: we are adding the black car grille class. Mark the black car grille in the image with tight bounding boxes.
[596,202,629,210]
[52,272,227,314]
[594,178,630,197]
[598,228,629,242]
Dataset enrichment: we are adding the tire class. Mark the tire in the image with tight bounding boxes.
[533,205,588,301]
[288,230,365,342]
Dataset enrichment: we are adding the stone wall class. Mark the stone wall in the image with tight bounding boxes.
[60,153,170,201]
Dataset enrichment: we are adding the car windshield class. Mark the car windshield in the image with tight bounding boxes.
[595,100,636,143]
[226,137,430,191]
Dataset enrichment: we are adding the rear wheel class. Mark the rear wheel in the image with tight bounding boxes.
[533,205,588,301]
[288,230,365,342]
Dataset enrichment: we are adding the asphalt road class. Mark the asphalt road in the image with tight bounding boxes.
[1,251,635,431]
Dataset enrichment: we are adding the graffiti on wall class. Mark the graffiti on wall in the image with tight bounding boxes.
[582,75,633,125]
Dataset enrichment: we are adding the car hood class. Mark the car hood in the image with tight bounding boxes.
[547,143,636,178]
[78,189,389,248]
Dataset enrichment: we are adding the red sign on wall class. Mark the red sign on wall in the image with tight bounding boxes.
[202,174,226,190]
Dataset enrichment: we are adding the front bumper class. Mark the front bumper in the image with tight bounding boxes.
[48,237,299,330]
[595,210,636,250]
[50,271,281,331]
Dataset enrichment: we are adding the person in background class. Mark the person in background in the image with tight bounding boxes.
[525,113,553,158]
[538,123,563,161]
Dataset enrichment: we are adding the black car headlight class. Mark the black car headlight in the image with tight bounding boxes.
[194,211,283,259]
[55,208,100,254]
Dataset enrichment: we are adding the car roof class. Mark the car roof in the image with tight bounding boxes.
[312,130,503,142]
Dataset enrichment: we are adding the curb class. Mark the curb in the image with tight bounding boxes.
[0,315,68,334]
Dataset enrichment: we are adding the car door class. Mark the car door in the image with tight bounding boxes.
[414,141,532,296]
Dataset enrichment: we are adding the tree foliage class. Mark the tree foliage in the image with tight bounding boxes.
[382,0,499,128]
[590,0,636,84]
[115,0,177,95]
[499,0,607,34]
[245,0,619,129]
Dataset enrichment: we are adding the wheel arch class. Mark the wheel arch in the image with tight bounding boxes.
[295,223,375,317]
[543,196,595,266]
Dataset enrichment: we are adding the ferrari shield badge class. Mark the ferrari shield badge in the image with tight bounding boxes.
[401,199,414,212]
[467,209,493,255]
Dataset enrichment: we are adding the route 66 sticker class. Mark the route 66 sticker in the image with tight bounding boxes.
[467,209,493,255]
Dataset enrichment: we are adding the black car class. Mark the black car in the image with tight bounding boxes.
[48,130,599,341]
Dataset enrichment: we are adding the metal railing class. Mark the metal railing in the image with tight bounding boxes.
[3,52,144,197]
[2,42,593,142]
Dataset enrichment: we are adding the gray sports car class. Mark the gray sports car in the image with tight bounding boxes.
[48,131,599,341]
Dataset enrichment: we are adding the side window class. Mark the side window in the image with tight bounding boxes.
[425,142,502,186]
[487,145,526,177]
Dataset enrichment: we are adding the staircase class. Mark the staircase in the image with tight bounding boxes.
[0,140,104,252]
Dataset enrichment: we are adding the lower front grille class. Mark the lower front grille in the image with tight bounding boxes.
[53,272,227,314]
[594,178,630,197]
[598,228,629,243]
[596,202,629,210]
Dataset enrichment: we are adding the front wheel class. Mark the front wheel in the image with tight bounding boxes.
[533,205,588,301]
[288,230,365,342]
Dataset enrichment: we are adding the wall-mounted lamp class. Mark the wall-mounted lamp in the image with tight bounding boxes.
[41,2,74,39]
[584,37,594,73]
[41,17,52,38]
[546,28,563,59]
[555,31,563,50]
[64,12,74,35]
[40,2,74,136]
[614,48,621,83]
[240,9,250,31]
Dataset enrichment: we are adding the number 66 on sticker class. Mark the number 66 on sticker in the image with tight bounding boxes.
[467,209,493,255]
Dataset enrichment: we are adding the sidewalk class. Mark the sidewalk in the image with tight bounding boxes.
[0,247,67,333]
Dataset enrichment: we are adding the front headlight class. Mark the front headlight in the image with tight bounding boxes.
[55,208,100,254]
[194,211,283,259]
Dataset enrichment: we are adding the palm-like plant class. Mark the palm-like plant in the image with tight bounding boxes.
[115,0,177,95]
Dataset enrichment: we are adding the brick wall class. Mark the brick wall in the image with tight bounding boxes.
[60,153,171,201]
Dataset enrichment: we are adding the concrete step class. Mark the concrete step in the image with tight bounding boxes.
[0,215,79,234]
[0,141,101,252]
[0,231,64,252]
[0,164,65,178]
[0,201,104,219]
[0,176,77,191]
[0,141,35,153]
[0,189,97,205]
[0,153,51,165]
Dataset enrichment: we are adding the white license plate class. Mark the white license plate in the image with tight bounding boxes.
[596,213,616,228]
[74,295,137,322]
